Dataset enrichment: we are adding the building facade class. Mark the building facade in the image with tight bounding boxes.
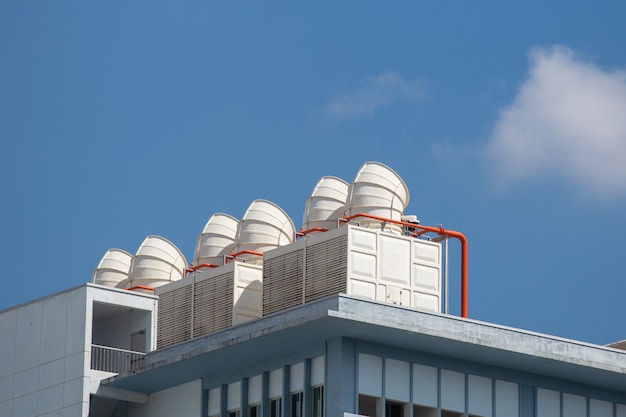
[0,284,157,416]
[2,161,625,416]
[104,294,626,417]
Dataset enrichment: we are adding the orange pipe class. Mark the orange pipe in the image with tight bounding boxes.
[186,263,219,274]
[342,213,469,318]
[296,227,329,238]
[125,285,154,292]
[225,250,264,263]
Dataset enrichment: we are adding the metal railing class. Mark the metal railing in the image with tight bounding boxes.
[91,344,146,373]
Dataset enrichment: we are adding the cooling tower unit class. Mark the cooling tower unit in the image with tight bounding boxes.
[155,261,263,349]
[263,224,441,316]
[233,199,296,264]
[345,161,410,234]
[301,176,349,232]
[120,235,188,291]
[192,213,238,267]
[92,248,133,287]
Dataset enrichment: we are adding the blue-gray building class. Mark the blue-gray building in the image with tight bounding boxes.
[2,162,625,416]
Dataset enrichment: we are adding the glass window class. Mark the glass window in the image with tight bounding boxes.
[270,398,282,417]
[441,411,463,417]
[441,410,465,417]
[358,394,380,417]
[312,386,324,417]
[249,404,260,417]
[385,400,406,417]
[413,405,437,417]
[291,392,303,417]
[228,410,240,417]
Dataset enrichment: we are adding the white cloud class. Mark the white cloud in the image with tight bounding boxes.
[324,71,421,118]
[486,45,626,197]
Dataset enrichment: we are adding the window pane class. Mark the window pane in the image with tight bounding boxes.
[385,401,405,417]
[271,398,282,417]
[312,386,324,417]
[249,404,260,417]
[413,404,437,417]
[291,392,303,417]
[358,394,379,417]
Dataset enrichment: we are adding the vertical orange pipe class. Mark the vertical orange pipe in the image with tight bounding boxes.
[446,231,468,318]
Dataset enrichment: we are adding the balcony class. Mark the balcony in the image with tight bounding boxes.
[91,344,146,374]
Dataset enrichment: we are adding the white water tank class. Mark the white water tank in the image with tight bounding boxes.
[301,176,349,232]
[233,199,296,264]
[345,161,410,234]
[92,248,133,287]
[192,213,238,267]
[120,235,188,291]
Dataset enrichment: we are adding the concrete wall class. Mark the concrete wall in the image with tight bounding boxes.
[92,308,152,352]
[0,286,89,417]
[127,379,202,417]
[87,284,158,352]
[0,284,158,417]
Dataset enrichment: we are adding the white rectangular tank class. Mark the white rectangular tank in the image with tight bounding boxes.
[263,224,441,316]
[155,261,262,349]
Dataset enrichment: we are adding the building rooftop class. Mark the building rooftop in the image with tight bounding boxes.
[105,294,626,395]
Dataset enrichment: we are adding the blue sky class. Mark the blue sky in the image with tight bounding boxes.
[1,2,625,345]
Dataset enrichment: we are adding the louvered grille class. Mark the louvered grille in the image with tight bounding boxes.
[157,284,192,349]
[305,234,348,302]
[157,271,236,349]
[193,272,234,336]
[263,248,304,316]
[263,234,348,315]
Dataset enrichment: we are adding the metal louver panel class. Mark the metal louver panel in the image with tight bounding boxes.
[263,247,304,316]
[305,234,347,302]
[263,233,348,316]
[157,262,262,349]
[193,271,234,337]
[157,284,192,349]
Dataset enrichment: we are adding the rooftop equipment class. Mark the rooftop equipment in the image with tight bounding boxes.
[119,235,188,292]
[301,176,349,233]
[156,261,262,349]
[345,161,410,235]
[192,213,238,267]
[263,223,441,316]
[91,248,133,288]
[232,199,296,264]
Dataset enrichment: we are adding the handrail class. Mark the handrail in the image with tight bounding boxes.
[91,344,146,355]
[225,250,264,263]
[341,213,469,318]
[91,344,146,373]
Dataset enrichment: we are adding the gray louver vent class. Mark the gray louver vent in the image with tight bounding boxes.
[157,284,192,349]
[263,248,304,315]
[193,272,234,337]
[304,234,348,302]
[157,270,235,349]
[263,233,347,316]
[156,262,262,349]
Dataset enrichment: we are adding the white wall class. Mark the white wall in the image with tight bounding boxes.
[87,284,158,352]
[92,307,152,351]
[128,379,202,417]
[0,286,89,417]
[0,284,158,417]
